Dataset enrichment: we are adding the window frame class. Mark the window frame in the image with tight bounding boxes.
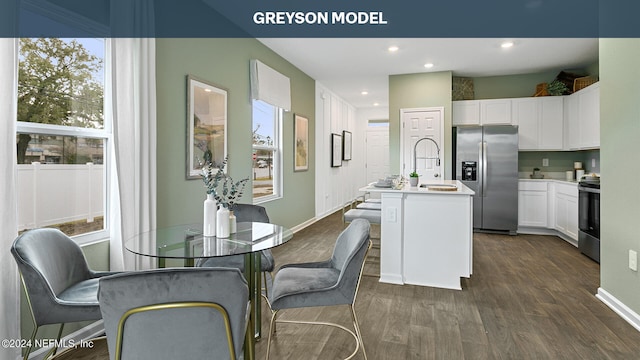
[16,37,111,245]
[251,100,283,204]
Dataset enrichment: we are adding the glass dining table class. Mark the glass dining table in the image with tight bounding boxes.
[125,221,293,360]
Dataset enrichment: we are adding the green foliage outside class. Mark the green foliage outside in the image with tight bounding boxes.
[17,38,104,164]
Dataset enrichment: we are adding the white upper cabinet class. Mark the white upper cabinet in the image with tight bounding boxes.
[564,82,600,150]
[452,100,480,125]
[512,97,563,150]
[512,98,538,149]
[578,83,600,149]
[480,99,512,125]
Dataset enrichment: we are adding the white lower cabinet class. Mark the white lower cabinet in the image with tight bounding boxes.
[518,180,578,243]
[552,183,579,241]
[518,181,548,227]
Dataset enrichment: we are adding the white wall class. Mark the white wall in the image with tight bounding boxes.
[315,83,366,218]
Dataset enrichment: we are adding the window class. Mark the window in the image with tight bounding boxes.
[252,99,282,202]
[16,37,109,242]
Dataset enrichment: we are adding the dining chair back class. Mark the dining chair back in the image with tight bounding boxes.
[98,267,249,360]
[265,218,371,360]
[11,228,117,360]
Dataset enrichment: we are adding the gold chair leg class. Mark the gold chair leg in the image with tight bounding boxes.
[265,310,279,360]
[23,326,38,360]
[350,305,368,360]
[43,323,64,359]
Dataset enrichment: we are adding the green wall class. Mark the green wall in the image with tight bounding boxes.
[473,66,599,100]
[599,38,640,314]
[388,71,453,178]
[474,71,561,99]
[155,39,315,229]
[519,150,600,174]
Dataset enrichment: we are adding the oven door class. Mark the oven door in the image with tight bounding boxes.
[578,185,600,238]
[578,184,600,262]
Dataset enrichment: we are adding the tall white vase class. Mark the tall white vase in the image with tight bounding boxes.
[216,206,230,238]
[203,194,217,236]
[229,211,237,234]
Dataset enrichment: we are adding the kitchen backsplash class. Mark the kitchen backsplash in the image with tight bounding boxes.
[519,150,600,179]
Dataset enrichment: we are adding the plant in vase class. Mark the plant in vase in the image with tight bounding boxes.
[409,171,419,187]
[199,156,227,236]
[217,174,249,236]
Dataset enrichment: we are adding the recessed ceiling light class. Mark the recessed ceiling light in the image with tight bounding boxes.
[501,41,514,48]
[204,88,212,92]
[424,63,434,69]
[361,91,369,95]
[388,46,399,52]
[373,102,380,107]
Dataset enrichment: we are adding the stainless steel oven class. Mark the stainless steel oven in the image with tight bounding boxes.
[578,178,600,263]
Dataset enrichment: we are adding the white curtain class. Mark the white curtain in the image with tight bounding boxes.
[250,59,292,111]
[0,37,21,360]
[106,37,157,271]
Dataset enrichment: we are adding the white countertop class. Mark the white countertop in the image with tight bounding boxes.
[519,178,578,186]
[360,180,475,195]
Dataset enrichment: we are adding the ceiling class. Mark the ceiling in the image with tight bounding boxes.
[257,38,598,109]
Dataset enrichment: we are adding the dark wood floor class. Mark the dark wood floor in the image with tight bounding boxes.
[56,211,640,360]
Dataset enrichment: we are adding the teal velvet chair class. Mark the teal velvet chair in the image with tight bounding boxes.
[10,228,119,360]
[98,267,249,360]
[265,218,372,360]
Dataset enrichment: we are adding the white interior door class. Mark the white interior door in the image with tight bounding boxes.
[401,108,444,181]
[366,124,390,184]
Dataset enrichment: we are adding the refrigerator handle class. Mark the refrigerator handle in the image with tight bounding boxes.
[482,141,488,197]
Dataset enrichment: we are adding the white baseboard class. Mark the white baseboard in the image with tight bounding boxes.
[596,287,640,332]
[289,217,319,233]
[27,321,104,360]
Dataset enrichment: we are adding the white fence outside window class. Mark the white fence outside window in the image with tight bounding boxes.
[17,162,104,231]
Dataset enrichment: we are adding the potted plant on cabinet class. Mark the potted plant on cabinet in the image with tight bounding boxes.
[409,171,419,187]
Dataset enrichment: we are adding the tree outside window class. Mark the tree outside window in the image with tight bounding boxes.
[16,38,108,239]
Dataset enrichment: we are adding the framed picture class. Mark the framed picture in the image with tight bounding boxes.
[294,114,309,172]
[331,133,342,167]
[186,75,228,179]
[342,130,352,161]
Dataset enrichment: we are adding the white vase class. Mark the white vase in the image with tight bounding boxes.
[203,194,217,236]
[409,176,419,187]
[216,206,230,238]
[229,211,237,234]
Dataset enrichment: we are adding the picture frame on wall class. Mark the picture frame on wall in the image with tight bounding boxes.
[331,133,342,167]
[294,114,309,172]
[186,75,228,179]
[342,130,352,161]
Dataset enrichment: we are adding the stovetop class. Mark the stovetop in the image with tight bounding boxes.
[579,176,600,189]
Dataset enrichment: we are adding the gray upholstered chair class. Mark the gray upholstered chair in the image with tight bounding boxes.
[10,228,118,360]
[198,203,275,297]
[265,218,371,360]
[98,267,249,360]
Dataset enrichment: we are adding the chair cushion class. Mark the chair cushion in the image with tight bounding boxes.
[269,267,340,310]
[344,209,381,224]
[356,202,381,210]
[58,278,101,305]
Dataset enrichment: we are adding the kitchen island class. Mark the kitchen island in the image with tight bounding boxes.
[360,180,474,290]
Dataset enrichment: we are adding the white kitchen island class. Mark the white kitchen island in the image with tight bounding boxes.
[360,180,474,290]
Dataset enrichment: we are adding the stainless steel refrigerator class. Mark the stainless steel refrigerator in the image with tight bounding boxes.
[453,125,518,234]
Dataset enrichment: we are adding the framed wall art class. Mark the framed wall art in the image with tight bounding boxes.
[342,130,352,161]
[331,133,342,167]
[186,75,228,179]
[294,114,309,172]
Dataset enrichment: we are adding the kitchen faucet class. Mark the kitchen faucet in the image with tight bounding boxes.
[413,137,441,177]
